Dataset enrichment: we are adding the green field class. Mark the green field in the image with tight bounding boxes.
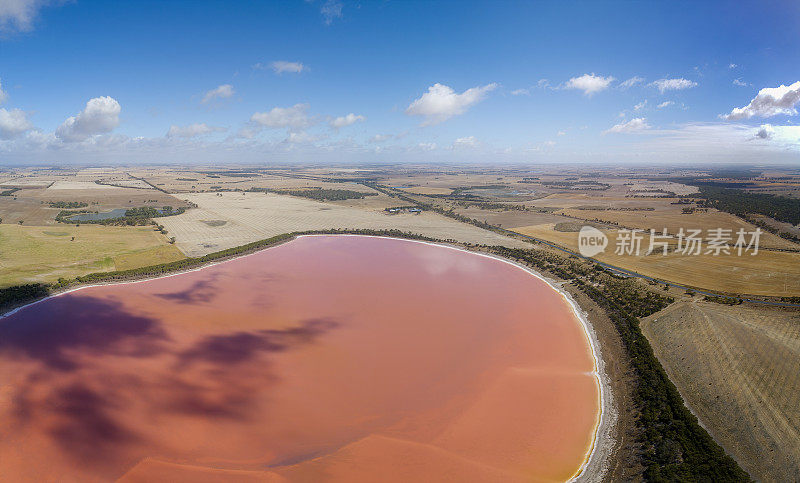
[0,224,185,287]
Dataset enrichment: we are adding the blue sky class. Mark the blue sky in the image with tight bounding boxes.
[1,0,799,164]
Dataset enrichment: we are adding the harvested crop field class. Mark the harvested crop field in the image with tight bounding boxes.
[0,224,185,287]
[513,223,800,296]
[453,207,578,229]
[557,207,795,250]
[158,192,530,256]
[642,301,800,481]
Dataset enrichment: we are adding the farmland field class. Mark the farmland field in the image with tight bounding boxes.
[642,301,800,481]
[0,224,185,287]
[512,223,800,296]
[158,192,531,257]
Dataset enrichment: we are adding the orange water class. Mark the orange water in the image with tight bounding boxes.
[0,235,599,482]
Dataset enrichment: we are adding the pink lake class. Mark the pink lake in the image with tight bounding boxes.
[0,235,600,482]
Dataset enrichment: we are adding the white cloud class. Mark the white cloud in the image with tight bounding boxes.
[166,123,226,138]
[285,131,319,144]
[637,122,800,161]
[329,113,364,129]
[604,117,651,134]
[651,78,697,93]
[320,0,343,25]
[0,108,33,139]
[201,84,234,104]
[405,82,497,125]
[369,134,392,143]
[0,79,7,104]
[729,63,738,69]
[657,101,674,109]
[268,61,306,74]
[251,103,312,130]
[418,142,437,151]
[564,73,615,96]
[557,130,566,136]
[634,100,647,111]
[510,88,530,96]
[55,96,121,142]
[722,81,800,120]
[619,76,645,88]
[0,0,58,33]
[453,136,478,148]
[752,123,800,143]
[537,79,550,88]
[732,78,750,87]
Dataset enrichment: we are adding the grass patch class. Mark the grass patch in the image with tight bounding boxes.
[0,224,185,288]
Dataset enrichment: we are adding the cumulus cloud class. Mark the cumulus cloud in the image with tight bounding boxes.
[405,82,497,125]
[619,76,645,89]
[651,78,697,93]
[251,103,312,130]
[564,73,615,96]
[55,96,121,142]
[0,79,7,104]
[329,113,364,129]
[201,84,234,104]
[320,0,343,25]
[166,123,226,138]
[722,81,800,120]
[268,61,306,74]
[604,117,651,134]
[453,136,478,148]
[0,107,34,139]
[657,101,674,109]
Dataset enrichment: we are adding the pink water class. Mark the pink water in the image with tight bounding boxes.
[0,235,599,482]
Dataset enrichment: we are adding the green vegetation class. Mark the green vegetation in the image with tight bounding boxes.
[697,186,800,225]
[0,187,22,196]
[55,206,186,226]
[542,180,611,190]
[704,295,742,305]
[267,188,378,201]
[0,283,50,311]
[456,200,529,210]
[48,201,89,208]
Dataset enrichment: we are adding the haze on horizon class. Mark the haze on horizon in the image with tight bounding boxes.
[0,0,799,166]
